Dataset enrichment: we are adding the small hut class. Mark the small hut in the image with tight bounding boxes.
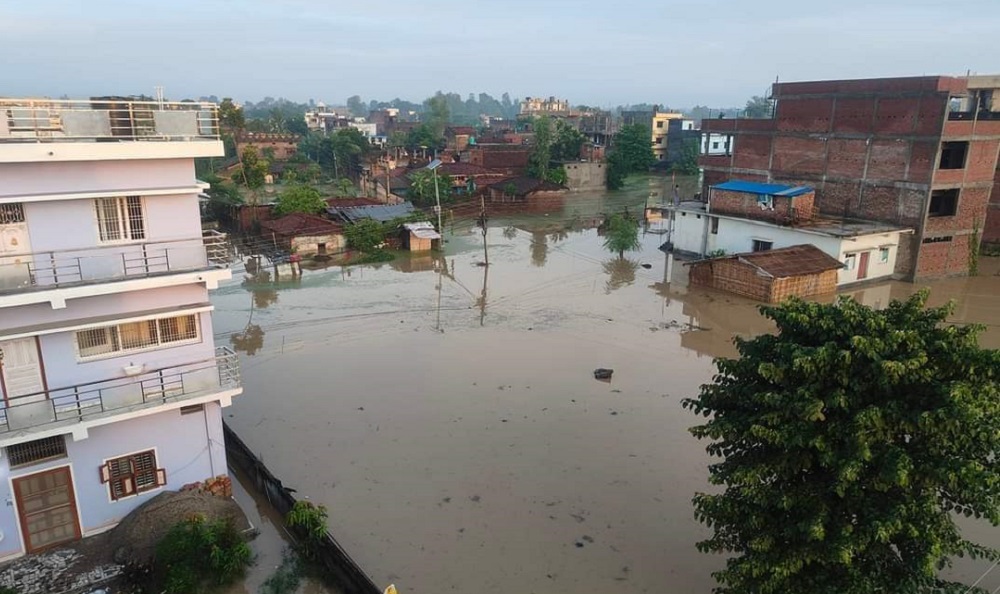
[402,222,441,252]
[686,244,843,303]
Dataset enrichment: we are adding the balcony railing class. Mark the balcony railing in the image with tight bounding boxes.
[0,98,219,143]
[948,110,1000,121]
[0,232,232,295]
[0,346,240,434]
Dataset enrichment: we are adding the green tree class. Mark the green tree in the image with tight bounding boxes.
[671,138,700,175]
[218,98,245,131]
[237,146,268,190]
[203,174,243,221]
[602,213,641,258]
[552,119,586,161]
[528,116,553,181]
[408,169,453,207]
[424,93,451,140]
[406,123,444,155]
[274,184,325,216]
[344,219,386,253]
[745,95,772,118]
[332,177,355,197]
[605,124,655,190]
[682,292,1000,594]
[346,95,366,117]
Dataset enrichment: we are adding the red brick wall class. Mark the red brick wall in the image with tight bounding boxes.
[709,188,815,223]
[985,168,1000,245]
[916,234,972,278]
[770,270,838,302]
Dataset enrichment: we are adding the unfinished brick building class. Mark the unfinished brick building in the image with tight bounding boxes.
[701,75,1000,279]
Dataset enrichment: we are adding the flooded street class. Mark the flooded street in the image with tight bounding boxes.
[213,176,1000,593]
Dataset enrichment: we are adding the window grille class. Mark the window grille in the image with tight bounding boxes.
[100,450,165,500]
[95,196,145,242]
[7,436,67,468]
[0,203,25,224]
[75,314,199,360]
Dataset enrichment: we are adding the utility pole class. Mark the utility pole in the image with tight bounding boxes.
[433,167,443,233]
[478,194,489,267]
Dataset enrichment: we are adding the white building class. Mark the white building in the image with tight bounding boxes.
[656,183,911,286]
[701,132,732,156]
[0,98,241,557]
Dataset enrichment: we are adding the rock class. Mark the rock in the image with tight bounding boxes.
[593,368,614,380]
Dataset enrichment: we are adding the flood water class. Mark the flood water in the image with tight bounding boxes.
[214,176,1000,593]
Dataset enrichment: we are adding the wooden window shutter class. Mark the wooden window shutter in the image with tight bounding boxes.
[99,463,111,484]
[155,468,167,487]
[122,476,136,497]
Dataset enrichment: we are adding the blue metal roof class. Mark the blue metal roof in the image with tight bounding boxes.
[713,180,813,197]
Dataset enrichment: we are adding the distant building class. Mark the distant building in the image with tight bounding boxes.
[235,132,300,161]
[468,144,530,175]
[445,126,477,152]
[651,112,685,163]
[700,131,733,156]
[520,96,570,115]
[487,176,567,206]
[700,75,1000,279]
[663,119,700,168]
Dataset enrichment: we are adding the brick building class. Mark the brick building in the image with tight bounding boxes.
[700,75,1000,279]
[235,132,300,161]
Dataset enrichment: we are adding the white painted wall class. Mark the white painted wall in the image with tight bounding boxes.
[669,209,903,285]
[700,133,732,155]
[0,404,224,559]
[0,159,196,199]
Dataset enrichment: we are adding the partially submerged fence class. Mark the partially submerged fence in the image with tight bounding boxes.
[223,423,382,594]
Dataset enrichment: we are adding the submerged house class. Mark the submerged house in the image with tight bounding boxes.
[402,222,441,252]
[686,244,844,303]
[486,176,567,205]
[260,213,345,257]
[660,180,910,286]
[0,97,241,556]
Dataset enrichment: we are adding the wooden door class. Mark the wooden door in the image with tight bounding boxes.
[13,467,81,553]
[0,338,46,405]
[857,251,870,280]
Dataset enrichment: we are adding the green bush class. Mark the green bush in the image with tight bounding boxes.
[286,501,329,561]
[154,515,252,593]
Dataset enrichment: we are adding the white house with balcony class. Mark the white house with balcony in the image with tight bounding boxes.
[0,97,240,557]
[653,181,912,286]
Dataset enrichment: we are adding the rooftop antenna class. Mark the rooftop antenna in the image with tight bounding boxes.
[154,85,165,109]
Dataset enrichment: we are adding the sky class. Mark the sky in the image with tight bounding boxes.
[2,0,998,108]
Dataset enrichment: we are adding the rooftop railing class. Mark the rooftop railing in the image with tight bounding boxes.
[0,231,232,295]
[0,346,241,434]
[0,98,219,142]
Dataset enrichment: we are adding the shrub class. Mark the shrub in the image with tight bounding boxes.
[286,501,329,561]
[153,515,252,593]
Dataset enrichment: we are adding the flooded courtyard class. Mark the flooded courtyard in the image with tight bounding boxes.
[213,177,1000,593]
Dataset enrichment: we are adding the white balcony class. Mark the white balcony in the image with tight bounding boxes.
[0,98,223,162]
[0,231,231,296]
[0,346,240,438]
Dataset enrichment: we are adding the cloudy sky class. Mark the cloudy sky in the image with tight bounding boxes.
[2,0,997,108]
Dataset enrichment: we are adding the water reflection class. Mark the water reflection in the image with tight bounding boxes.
[230,324,265,356]
[603,257,639,293]
[502,225,519,240]
[530,230,548,267]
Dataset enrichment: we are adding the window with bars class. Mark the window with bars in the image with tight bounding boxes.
[0,203,25,225]
[7,436,67,468]
[100,450,166,501]
[76,314,200,359]
[95,196,145,242]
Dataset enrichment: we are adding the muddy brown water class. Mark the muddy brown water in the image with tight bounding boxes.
[214,176,1000,593]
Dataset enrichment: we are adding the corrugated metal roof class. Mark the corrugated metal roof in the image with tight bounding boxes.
[327,202,416,223]
[714,180,813,197]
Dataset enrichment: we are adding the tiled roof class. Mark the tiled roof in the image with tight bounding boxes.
[260,213,343,237]
[714,180,813,197]
[324,197,382,208]
[732,244,843,278]
[438,162,490,176]
[487,176,564,195]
